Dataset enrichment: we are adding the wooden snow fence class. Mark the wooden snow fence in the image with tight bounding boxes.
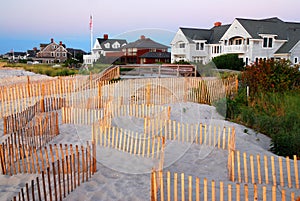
[0,74,114,117]
[150,170,299,201]
[0,141,96,176]
[91,119,235,161]
[61,104,170,126]
[0,76,237,117]
[98,76,238,105]
[150,120,235,151]
[7,142,97,201]
[92,125,165,159]
[3,98,63,135]
[227,150,300,189]
[1,111,59,151]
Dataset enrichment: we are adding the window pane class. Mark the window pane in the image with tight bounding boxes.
[263,38,268,47]
[268,38,273,48]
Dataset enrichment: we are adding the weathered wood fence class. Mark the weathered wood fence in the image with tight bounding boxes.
[8,142,96,201]
[0,142,96,176]
[0,76,238,117]
[99,77,238,105]
[3,100,61,135]
[151,170,299,201]
[228,150,300,189]
[92,125,165,159]
[2,111,59,151]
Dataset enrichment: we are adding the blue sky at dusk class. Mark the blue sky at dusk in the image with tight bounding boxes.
[1,0,300,54]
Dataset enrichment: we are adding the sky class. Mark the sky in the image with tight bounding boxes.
[1,0,300,54]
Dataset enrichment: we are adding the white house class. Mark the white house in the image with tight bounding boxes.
[171,17,300,65]
[83,34,127,65]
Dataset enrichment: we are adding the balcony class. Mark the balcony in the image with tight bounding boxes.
[171,48,187,55]
[223,45,248,54]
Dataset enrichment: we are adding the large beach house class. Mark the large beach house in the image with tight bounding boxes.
[121,35,171,64]
[35,38,69,63]
[84,34,171,64]
[83,34,127,65]
[171,17,300,65]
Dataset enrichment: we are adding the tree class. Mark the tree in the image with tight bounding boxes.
[212,54,244,71]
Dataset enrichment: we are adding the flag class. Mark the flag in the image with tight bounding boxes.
[89,15,93,30]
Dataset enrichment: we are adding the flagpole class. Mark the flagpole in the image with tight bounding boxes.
[89,15,93,66]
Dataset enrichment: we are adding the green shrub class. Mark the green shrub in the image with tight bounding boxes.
[212,54,245,71]
[242,59,300,96]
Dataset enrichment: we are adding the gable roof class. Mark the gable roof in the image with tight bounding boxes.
[97,38,127,51]
[275,28,300,54]
[123,37,169,49]
[179,17,300,53]
[236,17,300,53]
[179,24,230,44]
[236,17,287,39]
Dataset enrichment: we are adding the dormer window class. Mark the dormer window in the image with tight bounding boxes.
[104,43,110,48]
[263,37,273,48]
[196,42,204,50]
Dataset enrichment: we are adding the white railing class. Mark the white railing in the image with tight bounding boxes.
[224,45,248,53]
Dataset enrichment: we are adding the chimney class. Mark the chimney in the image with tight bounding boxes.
[103,34,108,40]
[51,38,54,43]
[214,22,222,27]
[59,41,62,45]
[140,35,146,40]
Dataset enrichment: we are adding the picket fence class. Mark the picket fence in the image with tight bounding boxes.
[151,170,299,201]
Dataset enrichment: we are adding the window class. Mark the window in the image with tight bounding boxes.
[193,56,203,64]
[196,43,200,50]
[224,40,228,46]
[294,57,298,64]
[268,38,273,48]
[235,39,242,45]
[200,43,204,50]
[56,53,60,57]
[263,38,268,47]
[104,43,110,48]
[179,43,185,48]
[246,39,250,45]
[245,57,249,66]
[263,37,273,48]
[196,42,204,50]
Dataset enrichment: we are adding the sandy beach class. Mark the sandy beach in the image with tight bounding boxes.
[0,68,299,201]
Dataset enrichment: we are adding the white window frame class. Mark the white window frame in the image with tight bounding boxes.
[179,43,185,48]
[263,37,273,48]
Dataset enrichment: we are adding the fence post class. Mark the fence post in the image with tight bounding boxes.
[3,117,7,135]
[294,155,299,189]
[0,144,6,174]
